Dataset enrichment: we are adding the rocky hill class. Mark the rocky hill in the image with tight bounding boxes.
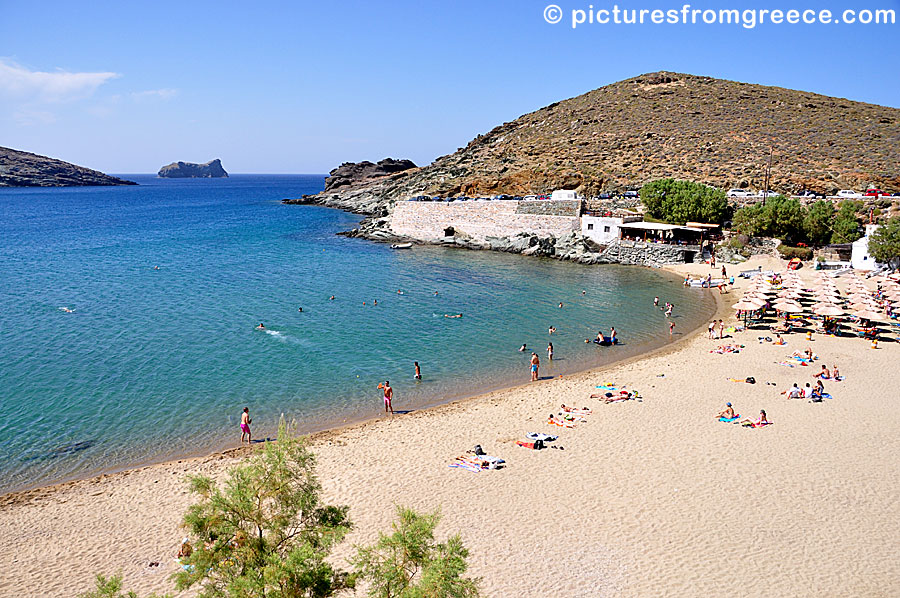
[0,147,136,187]
[300,72,899,217]
[158,159,228,178]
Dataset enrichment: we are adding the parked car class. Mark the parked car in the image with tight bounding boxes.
[622,190,640,199]
[726,189,755,198]
[836,190,862,199]
[865,188,887,197]
[756,190,776,197]
[797,190,826,199]
[598,192,613,199]
[523,195,537,201]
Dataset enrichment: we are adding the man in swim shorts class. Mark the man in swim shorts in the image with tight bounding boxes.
[240,407,252,444]
[383,381,393,415]
[530,352,540,381]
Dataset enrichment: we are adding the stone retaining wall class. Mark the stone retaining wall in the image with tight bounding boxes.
[391,200,581,243]
[598,240,700,266]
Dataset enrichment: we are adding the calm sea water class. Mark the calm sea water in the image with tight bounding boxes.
[0,175,715,493]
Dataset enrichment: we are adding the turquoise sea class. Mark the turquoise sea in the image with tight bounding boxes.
[0,175,716,494]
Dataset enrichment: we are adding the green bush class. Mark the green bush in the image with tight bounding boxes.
[639,179,731,224]
[777,245,813,260]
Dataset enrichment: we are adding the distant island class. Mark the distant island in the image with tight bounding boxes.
[0,146,136,187]
[158,159,228,178]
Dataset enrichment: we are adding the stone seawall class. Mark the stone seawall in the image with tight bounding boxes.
[597,240,700,266]
[390,200,581,243]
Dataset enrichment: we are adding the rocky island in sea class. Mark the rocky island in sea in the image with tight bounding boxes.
[158,158,228,178]
[0,146,136,187]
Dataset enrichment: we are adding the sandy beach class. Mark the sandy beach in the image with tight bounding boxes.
[2,255,898,598]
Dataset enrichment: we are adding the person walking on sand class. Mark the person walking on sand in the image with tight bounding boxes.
[240,407,252,444]
[382,380,393,415]
[530,352,540,381]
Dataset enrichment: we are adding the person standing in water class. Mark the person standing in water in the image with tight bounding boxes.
[654,296,659,307]
[530,352,540,381]
[669,321,675,335]
[240,407,252,444]
[547,342,554,361]
[383,381,393,415]
[414,362,421,380]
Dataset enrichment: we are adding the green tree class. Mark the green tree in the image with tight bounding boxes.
[802,200,835,246]
[639,179,731,224]
[868,216,900,267]
[175,420,354,598]
[731,195,805,244]
[832,200,862,243]
[352,507,480,598]
[78,574,168,598]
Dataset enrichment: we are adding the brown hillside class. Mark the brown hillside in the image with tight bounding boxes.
[309,71,899,213]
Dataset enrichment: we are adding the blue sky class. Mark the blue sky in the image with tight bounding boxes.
[1,0,897,173]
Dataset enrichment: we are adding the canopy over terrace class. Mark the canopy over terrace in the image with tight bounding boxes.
[617,221,706,245]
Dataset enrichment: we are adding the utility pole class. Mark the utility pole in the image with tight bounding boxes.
[762,148,773,206]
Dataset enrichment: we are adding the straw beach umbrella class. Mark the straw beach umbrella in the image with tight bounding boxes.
[813,304,844,317]
[777,303,804,314]
[854,309,887,322]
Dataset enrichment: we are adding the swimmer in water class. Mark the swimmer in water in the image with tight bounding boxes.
[444,313,462,318]
[330,295,335,300]
[558,302,563,308]
[256,323,265,330]
[373,299,377,306]
[519,344,527,352]
[582,290,586,296]
[298,307,303,312]
[414,361,421,380]
[548,326,556,335]
[434,291,439,296]
[397,289,404,295]
[153,266,159,270]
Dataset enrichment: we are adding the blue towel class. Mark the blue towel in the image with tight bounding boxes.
[719,416,740,422]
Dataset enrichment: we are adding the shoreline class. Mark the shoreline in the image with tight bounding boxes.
[4,253,899,597]
[1,262,720,502]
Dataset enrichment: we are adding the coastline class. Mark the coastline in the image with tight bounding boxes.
[1,261,718,500]
[4,253,898,598]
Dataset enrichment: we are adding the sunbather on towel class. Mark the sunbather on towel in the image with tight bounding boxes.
[716,402,735,419]
[560,404,592,415]
[739,410,771,428]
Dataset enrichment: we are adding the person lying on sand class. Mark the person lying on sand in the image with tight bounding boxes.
[560,404,591,414]
[739,410,770,427]
[716,403,736,419]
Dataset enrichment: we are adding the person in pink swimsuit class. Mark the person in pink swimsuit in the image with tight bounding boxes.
[383,381,393,415]
[240,407,252,444]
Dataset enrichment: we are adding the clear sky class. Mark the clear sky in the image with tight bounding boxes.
[1,0,897,173]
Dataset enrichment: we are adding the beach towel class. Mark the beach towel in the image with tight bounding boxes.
[595,384,619,391]
[563,407,592,415]
[548,418,575,428]
[525,433,558,442]
[742,421,774,428]
[718,415,741,422]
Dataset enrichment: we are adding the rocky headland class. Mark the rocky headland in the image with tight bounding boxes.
[0,146,136,187]
[286,71,900,263]
[157,159,228,178]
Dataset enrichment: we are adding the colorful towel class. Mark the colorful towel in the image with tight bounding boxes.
[719,415,741,422]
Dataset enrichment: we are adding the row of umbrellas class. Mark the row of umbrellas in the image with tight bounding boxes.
[733,270,900,323]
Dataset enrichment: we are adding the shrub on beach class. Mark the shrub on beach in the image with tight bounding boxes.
[352,506,480,598]
[777,245,813,260]
[868,215,900,268]
[79,574,169,598]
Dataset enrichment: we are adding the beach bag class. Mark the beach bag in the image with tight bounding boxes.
[534,439,545,450]
[746,377,756,384]
[473,444,485,456]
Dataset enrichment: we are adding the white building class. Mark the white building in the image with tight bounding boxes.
[851,224,881,271]
[581,214,642,244]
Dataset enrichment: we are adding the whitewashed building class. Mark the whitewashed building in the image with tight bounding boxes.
[551,189,579,201]
[851,224,881,271]
[581,214,642,244]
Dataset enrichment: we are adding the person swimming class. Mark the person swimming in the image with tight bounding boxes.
[519,344,527,352]
[444,313,462,318]
[329,295,335,300]
[297,307,303,312]
[255,323,266,330]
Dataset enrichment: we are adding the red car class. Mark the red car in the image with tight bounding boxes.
[864,188,887,197]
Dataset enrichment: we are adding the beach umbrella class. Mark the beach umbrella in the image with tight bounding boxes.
[854,310,888,322]
[813,304,844,317]
[733,299,762,311]
[776,303,804,314]
[815,295,841,304]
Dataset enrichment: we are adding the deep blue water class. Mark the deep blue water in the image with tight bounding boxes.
[0,175,715,493]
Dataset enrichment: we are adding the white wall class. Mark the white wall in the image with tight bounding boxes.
[851,224,880,271]
[581,216,622,245]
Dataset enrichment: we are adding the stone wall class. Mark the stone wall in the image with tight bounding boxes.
[597,240,700,267]
[390,200,581,243]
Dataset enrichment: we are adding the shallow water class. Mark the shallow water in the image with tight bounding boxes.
[0,175,716,493]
